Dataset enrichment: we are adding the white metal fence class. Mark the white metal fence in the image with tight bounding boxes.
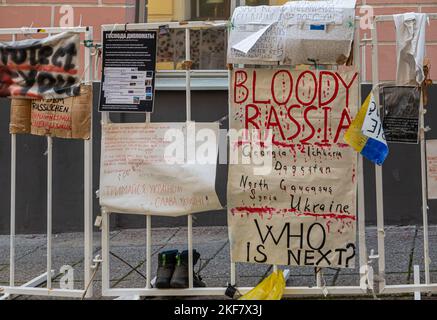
[99,20,371,299]
[0,26,95,299]
[1,14,437,300]
[371,14,437,296]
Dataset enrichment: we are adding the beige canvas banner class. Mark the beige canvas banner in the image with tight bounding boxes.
[228,67,359,268]
[99,122,223,216]
[9,84,92,140]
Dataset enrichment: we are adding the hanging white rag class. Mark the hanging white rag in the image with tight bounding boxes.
[393,13,428,85]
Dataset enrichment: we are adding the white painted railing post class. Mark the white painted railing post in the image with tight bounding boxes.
[185,27,194,290]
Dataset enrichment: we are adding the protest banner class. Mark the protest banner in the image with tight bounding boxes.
[9,84,92,140]
[228,67,359,268]
[99,122,223,216]
[228,1,356,66]
[0,32,81,99]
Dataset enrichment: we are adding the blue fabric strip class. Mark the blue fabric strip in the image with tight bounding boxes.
[361,138,389,166]
[310,24,325,31]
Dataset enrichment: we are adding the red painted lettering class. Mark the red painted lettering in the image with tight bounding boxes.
[296,71,317,106]
[234,70,249,104]
[253,70,271,104]
[334,109,352,143]
[271,70,293,106]
[245,104,261,130]
[336,72,358,109]
[267,106,286,140]
[287,104,301,141]
[301,106,318,144]
[319,71,339,108]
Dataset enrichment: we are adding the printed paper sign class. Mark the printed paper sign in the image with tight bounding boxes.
[99,122,223,216]
[426,140,437,199]
[228,67,359,268]
[99,31,157,113]
[9,85,92,140]
[0,32,81,99]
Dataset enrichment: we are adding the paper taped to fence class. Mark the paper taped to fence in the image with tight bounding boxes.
[382,86,421,144]
[228,0,356,65]
[9,84,92,140]
[99,122,223,216]
[0,32,81,99]
[426,140,437,200]
[228,67,359,268]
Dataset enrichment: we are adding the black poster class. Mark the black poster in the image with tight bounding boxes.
[382,86,421,144]
[99,30,157,113]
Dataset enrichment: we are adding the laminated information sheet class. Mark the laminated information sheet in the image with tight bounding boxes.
[99,31,157,113]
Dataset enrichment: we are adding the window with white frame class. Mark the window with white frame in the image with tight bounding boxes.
[143,0,284,89]
[145,0,281,70]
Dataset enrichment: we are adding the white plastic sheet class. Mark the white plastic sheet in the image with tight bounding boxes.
[228,0,356,65]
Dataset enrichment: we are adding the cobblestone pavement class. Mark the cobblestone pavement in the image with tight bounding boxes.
[0,225,436,300]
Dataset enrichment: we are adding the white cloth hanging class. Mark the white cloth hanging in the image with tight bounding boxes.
[393,13,428,85]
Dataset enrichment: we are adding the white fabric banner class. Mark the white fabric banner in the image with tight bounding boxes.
[228,0,356,65]
[394,13,427,85]
[228,67,359,268]
[100,122,223,216]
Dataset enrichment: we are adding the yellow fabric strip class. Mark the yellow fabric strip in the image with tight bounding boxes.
[344,92,371,152]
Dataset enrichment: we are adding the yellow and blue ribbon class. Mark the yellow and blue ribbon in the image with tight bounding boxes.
[344,92,389,166]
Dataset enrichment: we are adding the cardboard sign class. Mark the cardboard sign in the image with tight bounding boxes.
[0,32,81,99]
[228,67,359,268]
[382,86,421,144]
[99,31,157,113]
[228,1,356,65]
[9,84,92,140]
[99,122,223,216]
[426,140,437,200]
